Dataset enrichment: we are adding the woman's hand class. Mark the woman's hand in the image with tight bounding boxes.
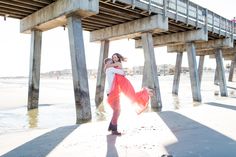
[104,63,109,71]
[104,62,122,71]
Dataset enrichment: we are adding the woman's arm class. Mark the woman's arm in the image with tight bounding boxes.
[105,62,122,69]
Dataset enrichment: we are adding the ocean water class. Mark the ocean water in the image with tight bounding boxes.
[0,71,235,135]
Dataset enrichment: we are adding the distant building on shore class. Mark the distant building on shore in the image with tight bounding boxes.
[40,64,192,79]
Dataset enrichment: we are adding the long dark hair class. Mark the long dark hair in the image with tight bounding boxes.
[112,53,127,63]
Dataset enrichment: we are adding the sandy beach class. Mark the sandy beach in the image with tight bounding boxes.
[0,72,236,156]
[0,100,236,157]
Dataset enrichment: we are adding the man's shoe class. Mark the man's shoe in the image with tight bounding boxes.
[112,130,121,136]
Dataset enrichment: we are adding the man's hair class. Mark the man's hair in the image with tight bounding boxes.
[104,58,112,64]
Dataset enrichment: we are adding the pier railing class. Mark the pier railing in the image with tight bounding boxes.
[131,0,235,38]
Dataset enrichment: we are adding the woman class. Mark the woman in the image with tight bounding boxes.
[105,53,153,135]
[104,57,124,135]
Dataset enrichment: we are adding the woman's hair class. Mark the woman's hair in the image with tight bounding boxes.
[112,53,127,63]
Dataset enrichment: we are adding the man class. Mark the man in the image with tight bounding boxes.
[104,56,153,135]
[104,58,125,94]
[104,58,125,135]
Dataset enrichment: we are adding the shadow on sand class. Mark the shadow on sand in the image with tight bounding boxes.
[206,102,236,111]
[2,125,78,157]
[159,111,236,157]
[106,134,118,157]
[226,85,236,90]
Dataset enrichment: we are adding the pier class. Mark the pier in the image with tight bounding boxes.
[0,0,235,128]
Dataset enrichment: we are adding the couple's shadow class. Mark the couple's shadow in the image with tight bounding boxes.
[106,134,119,157]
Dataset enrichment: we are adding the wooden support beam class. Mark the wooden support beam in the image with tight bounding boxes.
[67,15,92,123]
[99,3,143,19]
[228,53,236,82]
[28,30,42,110]
[214,64,219,85]
[12,0,46,8]
[20,0,99,33]
[135,28,207,48]
[172,52,183,95]
[90,14,168,42]
[186,42,202,102]
[0,5,34,14]
[0,0,39,10]
[167,38,234,53]
[0,13,23,19]
[198,55,205,87]
[86,16,119,25]
[96,13,126,23]
[0,8,30,16]
[33,0,54,4]
[223,54,236,60]
[95,40,109,107]
[215,49,228,96]
[98,10,133,21]
[141,32,162,108]
[199,48,236,57]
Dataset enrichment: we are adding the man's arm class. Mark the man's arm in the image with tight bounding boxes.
[107,67,125,76]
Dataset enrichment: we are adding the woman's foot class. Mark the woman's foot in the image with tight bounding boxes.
[136,102,149,115]
[145,87,154,96]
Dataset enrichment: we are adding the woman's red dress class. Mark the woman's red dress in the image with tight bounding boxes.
[108,74,150,114]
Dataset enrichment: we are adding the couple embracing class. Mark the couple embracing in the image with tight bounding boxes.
[104,53,153,135]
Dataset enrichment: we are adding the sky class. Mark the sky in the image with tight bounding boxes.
[0,0,234,77]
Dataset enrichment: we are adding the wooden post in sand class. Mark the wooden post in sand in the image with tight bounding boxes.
[198,55,205,87]
[27,29,42,110]
[186,42,202,102]
[95,40,109,107]
[141,32,162,108]
[215,48,228,96]
[172,52,183,95]
[67,15,92,123]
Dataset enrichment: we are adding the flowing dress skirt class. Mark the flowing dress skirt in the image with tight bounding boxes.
[108,74,150,114]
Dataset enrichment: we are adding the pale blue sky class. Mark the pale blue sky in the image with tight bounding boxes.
[0,0,234,77]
